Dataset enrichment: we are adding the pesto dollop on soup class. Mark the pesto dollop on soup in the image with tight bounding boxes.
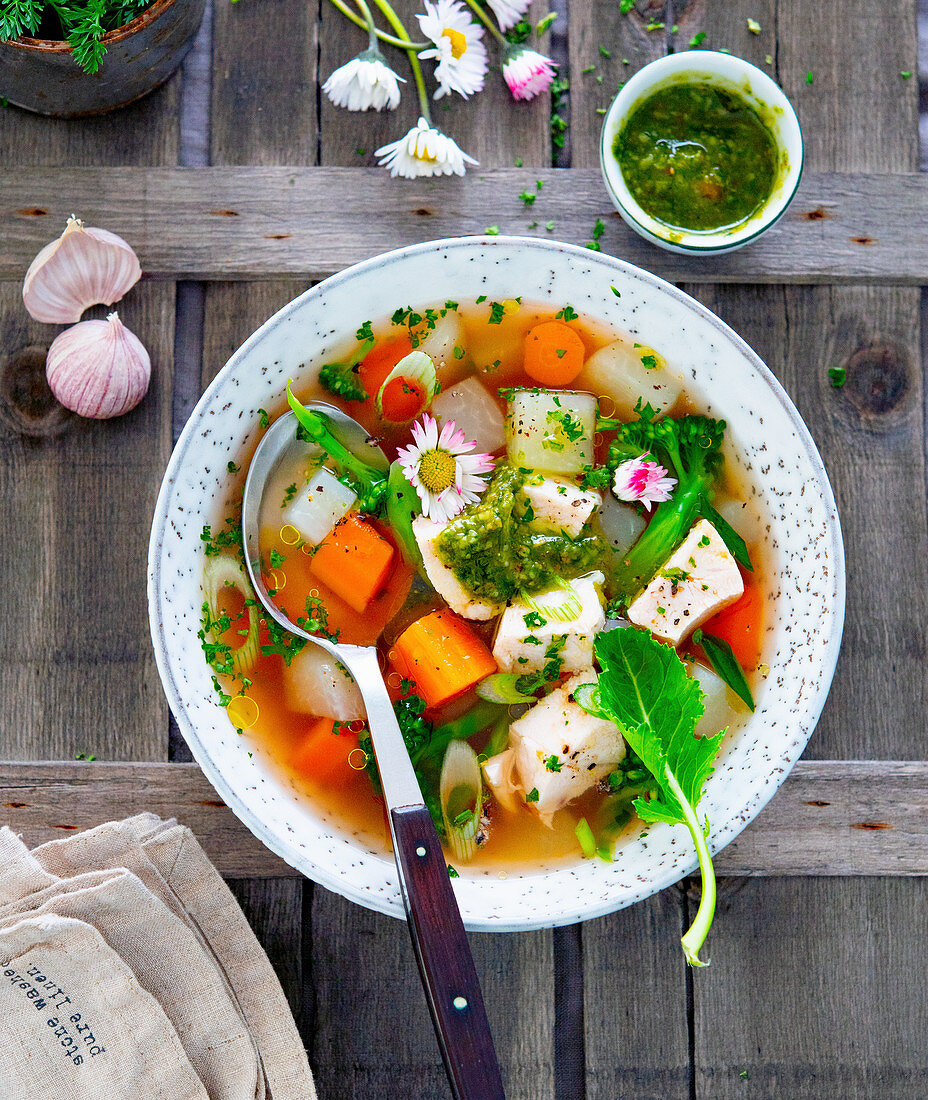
[614,82,778,232]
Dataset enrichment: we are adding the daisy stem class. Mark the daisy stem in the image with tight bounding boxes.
[370,0,431,120]
[460,0,508,46]
[325,0,426,51]
[353,0,379,50]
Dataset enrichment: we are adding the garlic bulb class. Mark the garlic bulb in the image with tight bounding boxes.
[23,215,142,324]
[46,312,151,419]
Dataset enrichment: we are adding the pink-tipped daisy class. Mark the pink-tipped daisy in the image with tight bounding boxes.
[612,454,677,511]
[502,46,557,102]
[397,414,495,523]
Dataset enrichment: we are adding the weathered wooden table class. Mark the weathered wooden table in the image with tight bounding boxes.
[2,1,926,1096]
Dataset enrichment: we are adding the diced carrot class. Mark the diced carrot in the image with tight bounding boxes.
[379,376,426,422]
[290,716,359,784]
[392,609,498,710]
[703,574,764,670]
[359,336,414,398]
[310,513,395,613]
[523,321,586,386]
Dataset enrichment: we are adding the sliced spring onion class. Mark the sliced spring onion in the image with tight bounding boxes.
[523,576,583,623]
[439,740,483,864]
[475,673,536,705]
[203,554,260,673]
[575,817,597,859]
[375,350,438,420]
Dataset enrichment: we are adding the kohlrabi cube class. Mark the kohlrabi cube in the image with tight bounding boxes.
[281,466,356,546]
[506,389,596,476]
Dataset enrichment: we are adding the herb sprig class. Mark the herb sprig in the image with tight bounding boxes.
[0,0,151,73]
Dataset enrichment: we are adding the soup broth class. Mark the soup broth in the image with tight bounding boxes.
[201,298,763,872]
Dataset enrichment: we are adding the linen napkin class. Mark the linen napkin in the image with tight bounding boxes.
[0,913,208,1100]
[0,817,316,1100]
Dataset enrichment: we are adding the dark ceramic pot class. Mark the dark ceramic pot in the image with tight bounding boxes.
[0,0,206,117]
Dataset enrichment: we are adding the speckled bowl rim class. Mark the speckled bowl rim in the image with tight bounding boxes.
[149,236,845,931]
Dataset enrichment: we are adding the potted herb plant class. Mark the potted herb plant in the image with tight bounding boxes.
[0,0,206,116]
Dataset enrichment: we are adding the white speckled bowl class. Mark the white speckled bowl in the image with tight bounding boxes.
[148,237,844,931]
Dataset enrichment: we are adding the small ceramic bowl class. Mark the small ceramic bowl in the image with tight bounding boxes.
[148,237,843,931]
[600,52,803,255]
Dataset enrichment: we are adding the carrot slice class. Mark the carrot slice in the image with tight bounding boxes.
[309,513,395,613]
[392,609,498,710]
[359,336,414,398]
[703,574,764,670]
[290,716,359,784]
[523,321,586,386]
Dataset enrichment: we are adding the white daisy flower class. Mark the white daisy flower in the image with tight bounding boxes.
[397,413,495,523]
[322,51,404,111]
[375,117,478,178]
[417,0,488,99]
[485,0,531,32]
[502,46,557,101]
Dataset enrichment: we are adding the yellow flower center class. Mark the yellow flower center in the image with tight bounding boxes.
[418,448,457,493]
[442,27,468,59]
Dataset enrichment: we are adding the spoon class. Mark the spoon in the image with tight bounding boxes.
[242,403,505,1100]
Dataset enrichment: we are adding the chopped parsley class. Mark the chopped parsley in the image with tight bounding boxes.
[526,787,540,803]
[355,320,374,342]
[257,409,269,428]
[640,354,658,369]
[828,366,847,388]
[488,301,506,324]
[269,548,286,568]
[556,305,579,322]
[282,483,298,505]
[688,31,706,47]
[519,190,536,206]
[524,611,547,628]
[544,755,562,773]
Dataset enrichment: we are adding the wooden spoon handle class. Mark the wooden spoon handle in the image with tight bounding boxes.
[391,804,506,1100]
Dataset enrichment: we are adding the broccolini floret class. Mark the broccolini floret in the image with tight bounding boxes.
[286,382,387,512]
[606,413,750,601]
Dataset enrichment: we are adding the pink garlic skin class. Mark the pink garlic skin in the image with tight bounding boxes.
[46,313,151,419]
[23,217,142,324]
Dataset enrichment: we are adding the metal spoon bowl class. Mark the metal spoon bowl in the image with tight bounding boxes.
[241,403,504,1100]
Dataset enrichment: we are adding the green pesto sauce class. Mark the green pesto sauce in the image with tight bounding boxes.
[435,465,604,604]
[614,82,778,232]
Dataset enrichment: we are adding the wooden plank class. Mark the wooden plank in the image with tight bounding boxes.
[0,281,173,761]
[210,0,318,165]
[2,168,926,283]
[584,889,690,1100]
[568,0,669,169]
[307,887,554,1099]
[689,1,923,1095]
[692,878,928,1098]
[317,0,551,170]
[0,66,180,168]
[0,11,181,765]
[1,760,927,877]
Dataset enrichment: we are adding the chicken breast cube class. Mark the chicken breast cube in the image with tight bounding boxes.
[281,466,356,547]
[626,518,744,645]
[283,645,364,721]
[493,572,605,674]
[482,748,521,814]
[509,671,625,823]
[522,477,602,538]
[412,516,502,620]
